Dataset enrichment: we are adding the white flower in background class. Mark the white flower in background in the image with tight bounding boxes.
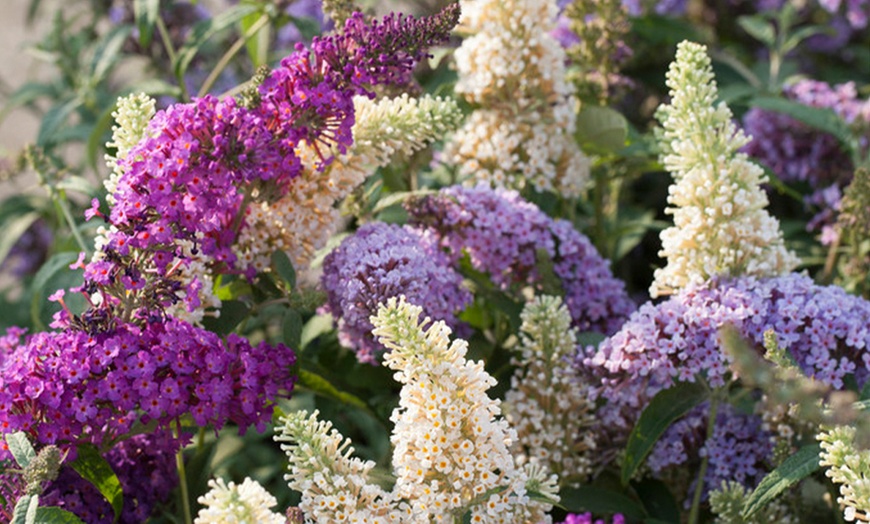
[234,94,462,273]
[194,477,285,524]
[651,41,798,297]
[819,425,870,522]
[448,0,589,197]
[503,295,596,487]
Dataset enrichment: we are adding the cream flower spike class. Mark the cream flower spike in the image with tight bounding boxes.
[448,0,590,197]
[372,296,557,523]
[503,295,596,487]
[275,409,405,523]
[104,93,156,205]
[194,477,285,524]
[818,425,870,522]
[651,40,799,297]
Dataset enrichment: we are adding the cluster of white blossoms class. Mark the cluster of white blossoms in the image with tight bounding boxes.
[651,41,798,297]
[447,0,590,197]
[277,297,558,523]
[503,296,596,487]
[234,94,462,273]
[194,477,285,524]
[374,296,557,522]
[104,93,156,204]
[818,425,870,522]
[276,410,405,523]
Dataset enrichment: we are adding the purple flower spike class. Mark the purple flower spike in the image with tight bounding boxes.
[581,273,870,433]
[406,185,635,335]
[321,222,472,364]
[649,403,772,503]
[0,318,297,457]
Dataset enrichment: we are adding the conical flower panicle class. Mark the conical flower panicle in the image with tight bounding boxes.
[651,41,798,297]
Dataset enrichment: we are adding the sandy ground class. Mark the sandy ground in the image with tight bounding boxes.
[0,1,51,156]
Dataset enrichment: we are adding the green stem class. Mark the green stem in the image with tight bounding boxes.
[688,394,720,524]
[593,168,608,259]
[175,420,193,524]
[197,13,270,98]
[54,190,90,255]
[156,18,190,102]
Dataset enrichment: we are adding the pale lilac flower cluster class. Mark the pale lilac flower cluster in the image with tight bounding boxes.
[41,430,182,523]
[743,80,870,243]
[743,80,869,188]
[581,273,870,431]
[406,185,635,335]
[321,222,471,363]
[0,317,296,456]
[648,403,772,501]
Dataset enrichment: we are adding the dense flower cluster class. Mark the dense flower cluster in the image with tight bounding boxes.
[277,409,404,522]
[581,273,870,432]
[406,185,635,335]
[818,425,870,522]
[373,296,558,522]
[321,222,471,363]
[235,93,463,273]
[648,403,772,500]
[504,296,596,486]
[652,41,798,297]
[41,430,182,523]
[742,80,869,189]
[559,513,626,524]
[195,477,285,524]
[0,317,296,455]
[447,0,589,197]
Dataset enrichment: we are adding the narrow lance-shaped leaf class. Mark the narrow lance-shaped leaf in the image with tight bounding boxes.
[70,444,124,523]
[5,432,36,469]
[741,443,822,520]
[621,381,709,485]
[134,0,161,48]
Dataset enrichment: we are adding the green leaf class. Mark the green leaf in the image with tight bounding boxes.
[782,26,830,55]
[738,15,776,46]
[37,98,82,146]
[33,507,87,523]
[741,443,822,520]
[749,96,855,154]
[575,105,628,154]
[174,4,259,80]
[240,9,268,67]
[0,212,41,269]
[134,0,161,48]
[30,251,84,331]
[298,369,369,411]
[70,444,124,523]
[283,308,303,349]
[287,15,322,41]
[559,485,647,520]
[11,494,39,524]
[271,250,296,290]
[87,101,119,172]
[5,432,36,468]
[89,26,132,84]
[201,300,250,335]
[300,314,333,349]
[632,478,680,524]
[860,378,870,401]
[621,382,708,485]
